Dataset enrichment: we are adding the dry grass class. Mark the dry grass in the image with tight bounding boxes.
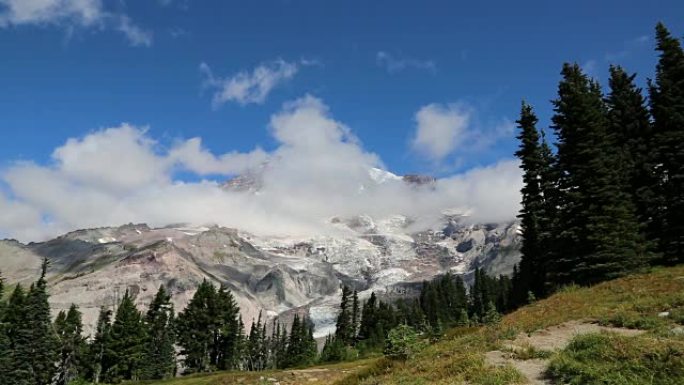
[132,359,379,385]
[335,264,684,385]
[133,265,684,385]
[547,332,684,385]
[502,265,684,333]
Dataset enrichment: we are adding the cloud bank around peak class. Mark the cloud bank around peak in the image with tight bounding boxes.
[0,96,521,242]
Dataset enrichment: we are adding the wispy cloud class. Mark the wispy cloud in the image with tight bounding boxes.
[605,35,651,62]
[0,0,152,46]
[116,15,152,47]
[376,51,436,74]
[581,59,598,77]
[201,59,312,107]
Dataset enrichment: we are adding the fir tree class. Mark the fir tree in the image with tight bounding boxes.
[335,286,353,345]
[4,285,33,385]
[514,102,547,301]
[550,63,645,285]
[0,317,11,385]
[89,306,112,384]
[607,65,658,257]
[246,313,266,371]
[55,304,86,385]
[215,285,242,371]
[482,301,501,325]
[105,290,147,383]
[175,280,216,373]
[649,23,684,264]
[285,314,302,367]
[26,259,59,385]
[0,272,12,385]
[351,290,359,344]
[358,292,377,342]
[537,133,561,291]
[141,286,176,380]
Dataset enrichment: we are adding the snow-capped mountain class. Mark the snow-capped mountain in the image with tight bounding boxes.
[0,170,520,337]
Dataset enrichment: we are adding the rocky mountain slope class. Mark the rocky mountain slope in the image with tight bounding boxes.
[0,170,520,336]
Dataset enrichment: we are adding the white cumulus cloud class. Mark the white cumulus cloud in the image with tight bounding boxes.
[0,96,522,242]
[411,103,516,162]
[412,103,471,161]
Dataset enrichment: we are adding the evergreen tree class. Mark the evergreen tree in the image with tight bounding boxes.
[550,63,645,285]
[141,286,176,380]
[246,313,266,371]
[273,321,287,369]
[0,272,13,385]
[89,306,112,384]
[105,290,147,383]
[456,308,469,327]
[25,259,59,385]
[4,285,33,385]
[607,65,658,258]
[283,315,317,368]
[285,314,302,367]
[215,285,242,371]
[55,304,86,385]
[537,133,561,291]
[0,316,11,385]
[482,301,501,324]
[514,102,547,301]
[320,334,341,363]
[649,23,684,264]
[351,290,359,344]
[175,280,216,373]
[334,286,353,345]
[358,292,378,343]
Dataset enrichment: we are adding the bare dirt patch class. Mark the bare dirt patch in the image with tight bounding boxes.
[486,320,645,384]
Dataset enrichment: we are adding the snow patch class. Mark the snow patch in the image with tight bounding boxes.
[97,237,117,244]
[368,167,402,184]
[309,305,338,338]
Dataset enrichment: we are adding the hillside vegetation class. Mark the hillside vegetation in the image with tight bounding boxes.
[135,264,684,385]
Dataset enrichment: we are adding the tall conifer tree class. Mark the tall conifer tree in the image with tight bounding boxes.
[176,280,216,373]
[105,290,147,382]
[89,306,112,384]
[550,64,645,285]
[649,23,684,264]
[141,286,176,380]
[55,304,86,385]
[26,259,59,385]
[514,102,546,301]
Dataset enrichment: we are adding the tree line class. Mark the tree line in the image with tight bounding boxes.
[0,257,516,384]
[511,22,684,306]
[320,269,512,361]
[0,264,318,385]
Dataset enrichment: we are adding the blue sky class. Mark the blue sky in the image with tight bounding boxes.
[2,0,681,173]
[0,0,682,241]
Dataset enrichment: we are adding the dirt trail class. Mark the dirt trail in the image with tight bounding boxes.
[485,320,645,384]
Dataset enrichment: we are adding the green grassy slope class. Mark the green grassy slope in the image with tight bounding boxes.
[135,265,684,385]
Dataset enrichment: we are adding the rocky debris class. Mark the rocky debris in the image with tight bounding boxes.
[402,174,437,186]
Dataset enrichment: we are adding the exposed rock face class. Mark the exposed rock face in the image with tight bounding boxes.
[0,216,519,337]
